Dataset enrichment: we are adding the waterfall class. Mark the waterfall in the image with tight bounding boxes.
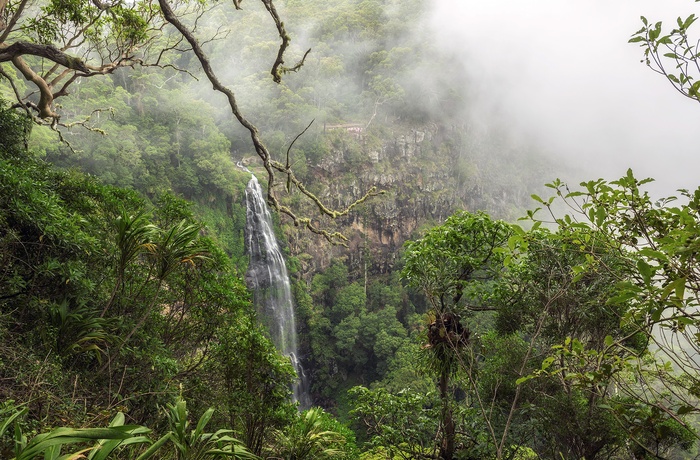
[244,175,311,409]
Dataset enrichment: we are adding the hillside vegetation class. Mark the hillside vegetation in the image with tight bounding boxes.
[2,0,700,458]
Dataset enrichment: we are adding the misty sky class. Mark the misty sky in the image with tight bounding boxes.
[429,0,699,196]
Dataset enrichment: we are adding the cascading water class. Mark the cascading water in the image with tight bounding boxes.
[244,174,311,409]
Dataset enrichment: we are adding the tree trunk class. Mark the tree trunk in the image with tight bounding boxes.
[439,369,455,460]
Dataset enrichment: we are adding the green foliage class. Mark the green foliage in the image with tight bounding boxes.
[0,105,31,156]
[0,398,261,460]
[0,100,298,457]
[332,282,366,323]
[50,299,115,363]
[528,171,700,419]
[391,203,700,458]
[375,333,433,394]
[612,398,697,458]
[512,171,700,456]
[1,408,152,460]
[40,79,241,201]
[349,386,439,460]
[402,211,513,313]
[155,397,258,460]
[311,259,349,307]
[477,331,530,404]
[272,408,347,460]
[207,317,297,456]
[307,262,411,402]
[630,13,700,102]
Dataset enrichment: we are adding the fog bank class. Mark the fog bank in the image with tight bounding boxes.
[430,0,700,196]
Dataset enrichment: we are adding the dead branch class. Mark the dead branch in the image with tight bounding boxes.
[157,0,381,244]
[59,107,114,134]
[286,119,314,170]
[0,65,30,116]
[261,0,310,83]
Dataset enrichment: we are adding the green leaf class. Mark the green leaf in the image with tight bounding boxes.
[0,407,27,439]
[595,206,607,227]
[637,248,669,262]
[674,277,686,300]
[637,259,653,285]
[648,23,661,41]
[135,433,172,460]
[689,80,700,98]
[541,356,555,371]
[677,405,695,415]
[682,14,697,30]
[661,278,685,301]
[88,415,151,460]
[17,428,135,460]
[192,408,215,441]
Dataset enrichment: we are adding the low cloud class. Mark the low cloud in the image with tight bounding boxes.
[429,0,700,196]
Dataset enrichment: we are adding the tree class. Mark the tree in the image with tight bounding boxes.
[396,206,695,459]
[491,228,645,459]
[208,316,296,456]
[306,263,411,399]
[1,0,379,243]
[528,171,700,452]
[0,0,154,120]
[349,386,439,460]
[401,211,512,460]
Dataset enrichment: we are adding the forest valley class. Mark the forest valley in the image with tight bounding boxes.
[1,0,700,458]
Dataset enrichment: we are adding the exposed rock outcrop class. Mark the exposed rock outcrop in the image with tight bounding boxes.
[278,122,549,281]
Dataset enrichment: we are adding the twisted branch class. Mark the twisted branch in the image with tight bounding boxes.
[261,0,310,83]
[157,0,380,244]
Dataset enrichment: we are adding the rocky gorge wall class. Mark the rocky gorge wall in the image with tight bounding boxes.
[277,122,546,281]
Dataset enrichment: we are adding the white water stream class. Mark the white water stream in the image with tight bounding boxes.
[244,174,311,409]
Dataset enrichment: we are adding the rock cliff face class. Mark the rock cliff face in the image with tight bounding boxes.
[280,123,545,281]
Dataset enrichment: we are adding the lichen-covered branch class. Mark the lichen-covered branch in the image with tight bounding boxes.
[270,158,381,219]
[158,0,380,244]
[261,0,310,83]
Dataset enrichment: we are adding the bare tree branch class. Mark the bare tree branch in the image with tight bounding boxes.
[261,0,310,83]
[157,0,380,244]
[0,0,30,42]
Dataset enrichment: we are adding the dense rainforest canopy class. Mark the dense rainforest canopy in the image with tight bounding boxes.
[2,0,700,459]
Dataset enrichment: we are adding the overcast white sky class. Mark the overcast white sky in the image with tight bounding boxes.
[429,0,699,196]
